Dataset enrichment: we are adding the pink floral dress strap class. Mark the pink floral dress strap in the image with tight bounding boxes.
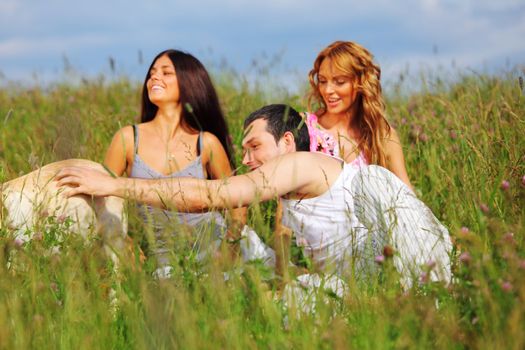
[304,113,340,158]
[348,151,368,169]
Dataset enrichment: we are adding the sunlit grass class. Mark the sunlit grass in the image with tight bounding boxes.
[0,66,524,349]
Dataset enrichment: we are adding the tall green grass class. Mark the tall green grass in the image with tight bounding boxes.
[0,68,524,349]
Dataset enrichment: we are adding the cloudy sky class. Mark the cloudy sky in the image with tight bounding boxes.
[1,0,524,89]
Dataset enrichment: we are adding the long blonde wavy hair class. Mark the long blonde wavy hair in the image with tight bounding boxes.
[308,41,391,167]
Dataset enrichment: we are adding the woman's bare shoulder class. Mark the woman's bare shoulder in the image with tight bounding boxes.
[201,131,228,153]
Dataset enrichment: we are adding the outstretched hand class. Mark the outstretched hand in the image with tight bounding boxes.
[56,166,118,197]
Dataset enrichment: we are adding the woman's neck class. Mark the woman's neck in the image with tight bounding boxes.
[319,112,350,131]
[320,106,358,132]
[319,104,362,142]
[152,103,185,139]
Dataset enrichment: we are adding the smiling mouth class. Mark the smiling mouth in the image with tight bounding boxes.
[151,85,164,92]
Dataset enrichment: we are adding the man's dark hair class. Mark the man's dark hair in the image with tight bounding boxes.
[243,104,310,152]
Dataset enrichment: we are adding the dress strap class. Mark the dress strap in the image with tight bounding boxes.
[304,112,339,158]
[132,125,139,154]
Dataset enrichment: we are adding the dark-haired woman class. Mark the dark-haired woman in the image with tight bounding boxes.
[104,49,242,276]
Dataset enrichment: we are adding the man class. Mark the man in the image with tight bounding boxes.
[57,104,452,287]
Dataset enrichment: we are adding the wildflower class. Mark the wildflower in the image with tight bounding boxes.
[419,133,429,143]
[501,251,513,260]
[14,237,24,249]
[410,124,422,139]
[374,255,385,264]
[518,260,525,270]
[459,252,472,264]
[522,175,525,187]
[500,281,513,293]
[50,282,59,293]
[383,245,395,258]
[460,226,469,234]
[426,259,436,269]
[500,180,510,191]
[471,317,479,325]
[33,232,43,241]
[400,118,407,125]
[420,271,429,284]
[502,232,515,245]
[57,214,67,224]
[449,130,457,139]
[479,203,489,214]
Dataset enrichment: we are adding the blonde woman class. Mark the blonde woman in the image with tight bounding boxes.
[305,41,412,188]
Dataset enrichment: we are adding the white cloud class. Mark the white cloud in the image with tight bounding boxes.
[0,34,114,57]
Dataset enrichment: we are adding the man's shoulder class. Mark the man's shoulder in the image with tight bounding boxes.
[289,152,344,177]
[295,151,341,163]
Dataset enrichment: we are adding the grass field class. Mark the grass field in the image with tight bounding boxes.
[0,67,524,349]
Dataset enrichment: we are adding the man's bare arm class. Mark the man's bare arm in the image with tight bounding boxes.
[56,152,324,212]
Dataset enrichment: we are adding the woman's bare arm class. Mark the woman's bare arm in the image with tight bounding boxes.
[104,126,134,176]
[385,128,413,189]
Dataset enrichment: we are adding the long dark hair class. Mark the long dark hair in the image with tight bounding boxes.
[140,49,234,167]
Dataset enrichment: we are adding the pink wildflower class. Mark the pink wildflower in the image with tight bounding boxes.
[374,255,385,264]
[57,214,67,224]
[33,232,43,241]
[14,237,24,248]
[426,259,436,269]
[459,252,472,264]
[500,180,510,191]
[502,232,515,245]
[479,203,489,214]
[460,226,469,234]
[420,271,429,284]
[500,281,513,293]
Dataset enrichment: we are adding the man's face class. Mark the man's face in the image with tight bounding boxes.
[242,119,289,171]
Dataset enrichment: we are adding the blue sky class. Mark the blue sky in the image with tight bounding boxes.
[1,0,524,90]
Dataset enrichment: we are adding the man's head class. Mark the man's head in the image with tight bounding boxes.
[242,104,310,170]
